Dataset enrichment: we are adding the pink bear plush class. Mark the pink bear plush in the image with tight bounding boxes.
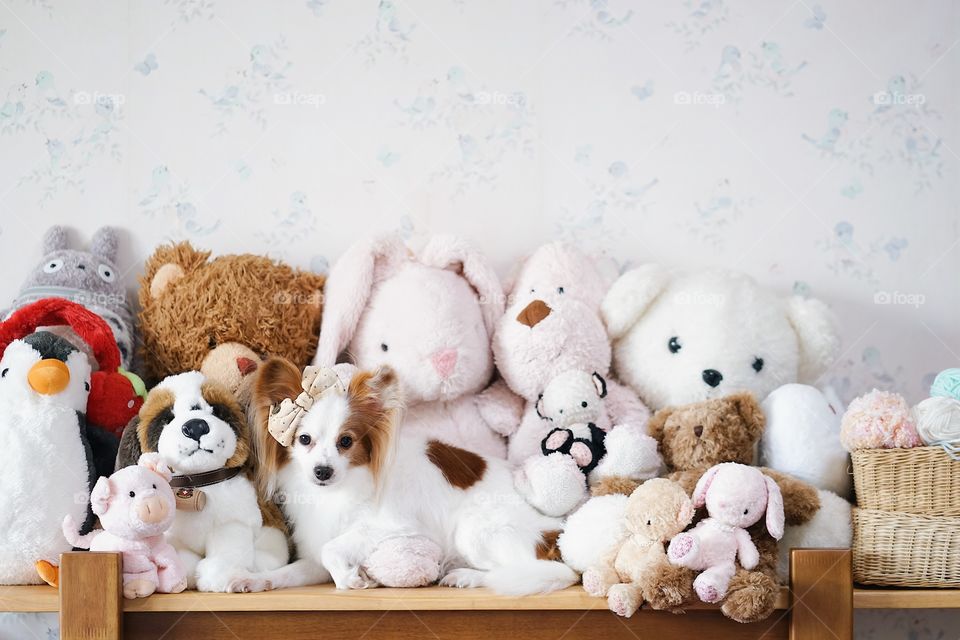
[667,463,785,604]
[63,453,186,599]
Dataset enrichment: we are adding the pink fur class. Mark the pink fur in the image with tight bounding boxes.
[63,454,186,598]
[313,233,510,457]
[668,463,784,603]
[840,388,922,451]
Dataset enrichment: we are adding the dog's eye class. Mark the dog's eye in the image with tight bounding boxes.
[338,435,353,449]
[668,336,682,354]
[298,434,311,446]
[191,404,201,412]
[752,357,764,373]
[380,343,389,352]
[208,335,217,349]
[211,404,229,421]
[129,491,135,498]
[581,401,587,408]
[557,286,564,294]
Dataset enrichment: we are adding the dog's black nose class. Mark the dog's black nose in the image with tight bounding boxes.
[702,369,723,388]
[182,419,210,441]
[314,465,334,482]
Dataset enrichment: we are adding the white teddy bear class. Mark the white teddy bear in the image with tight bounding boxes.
[602,266,840,411]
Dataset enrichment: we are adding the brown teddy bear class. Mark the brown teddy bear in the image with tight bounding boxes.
[582,478,695,617]
[138,243,326,404]
[593,392,820,623]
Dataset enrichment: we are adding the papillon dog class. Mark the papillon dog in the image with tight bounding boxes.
[230,357,577,595]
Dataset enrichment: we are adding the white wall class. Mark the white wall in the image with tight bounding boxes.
[0,1,957,636]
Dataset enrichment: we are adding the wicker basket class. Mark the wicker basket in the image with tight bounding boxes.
[852,507,960,587]
[851,446,960,516]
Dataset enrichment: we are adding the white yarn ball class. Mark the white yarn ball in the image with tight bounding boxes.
[912,396,960,444]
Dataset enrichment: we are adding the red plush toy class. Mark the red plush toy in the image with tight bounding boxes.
[0,298,144,435]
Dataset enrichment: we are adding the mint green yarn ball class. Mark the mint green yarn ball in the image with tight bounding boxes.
[930,368,960,400]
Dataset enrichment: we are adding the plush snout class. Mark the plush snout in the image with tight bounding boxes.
[517,299,551,327]
[135,494,170,524]
[431,348,458,378]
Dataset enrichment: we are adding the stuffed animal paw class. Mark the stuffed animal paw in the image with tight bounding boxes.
[514,452,588,516]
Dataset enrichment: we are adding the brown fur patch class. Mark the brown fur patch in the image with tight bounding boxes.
[426,440,486,490]
[344,368,401,484]
[137,387,176,453]
[201,380,251,470]
[590,476,641,497]
[536,530,562,561]
[251,357,303,498]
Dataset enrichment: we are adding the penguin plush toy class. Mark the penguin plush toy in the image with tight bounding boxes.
[0,330,100,585]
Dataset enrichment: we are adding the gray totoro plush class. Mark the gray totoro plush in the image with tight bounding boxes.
[6,226,135,367]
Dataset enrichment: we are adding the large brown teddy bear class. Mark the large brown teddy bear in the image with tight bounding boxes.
[138,243,325,405]
[593,392,820,623]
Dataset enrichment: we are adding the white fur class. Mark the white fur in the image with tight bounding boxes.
[776,489,852,579]
[0,341,92,584]
[152,372,287,592]
[238,383,577,596]
[760,384,852,498]
[556,493,628,574]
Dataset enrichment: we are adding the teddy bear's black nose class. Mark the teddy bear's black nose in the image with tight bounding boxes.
[694,425,704,438]
[702,369,723,388]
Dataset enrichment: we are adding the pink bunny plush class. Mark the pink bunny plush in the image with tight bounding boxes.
[313,233,519,458]
[667,462,785,604]
[62,453,186,599]
[490,242,660,516]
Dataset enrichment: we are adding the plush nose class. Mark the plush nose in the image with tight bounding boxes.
[702,369,723,388]
[517,300,551,328]
[28,359,70,395]
[431,349,458,379]
[694,425,704,438]
[314,465,334,482]
[181,419,210,441]
[136,495,169,524]
[236,356,258,376]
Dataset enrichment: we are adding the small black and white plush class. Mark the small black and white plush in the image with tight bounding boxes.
[0,331,104,585]
[5,226,135,368]
[116,371,288,593]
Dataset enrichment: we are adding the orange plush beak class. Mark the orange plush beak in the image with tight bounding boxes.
[28,359,70,395]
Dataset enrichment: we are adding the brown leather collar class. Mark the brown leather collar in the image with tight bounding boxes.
[169,467,242,489]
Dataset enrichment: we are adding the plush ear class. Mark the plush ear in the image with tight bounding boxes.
[115,416,143,469]
[42,226,68,254]
[139,242,208,307]
[786,296,840,384]
[535,393,547,420]
[763,475,785,540]
[418,235,505,336]
[677,494,695,527]
[591,372,607,399]
[602,264,671,340]
[729,392,765,441]
[90,227,119,263]
[90,476,113,516]
[647,405,675,443]
[313,234,408,367]
[138,452,172,481]
[692,464,721,508]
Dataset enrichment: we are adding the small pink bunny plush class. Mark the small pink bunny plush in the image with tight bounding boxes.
[667,462,784,604]
[63,453,186,599]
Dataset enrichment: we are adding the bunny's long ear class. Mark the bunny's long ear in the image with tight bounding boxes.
[786,295,840,383]
[313,234,408,367]
[691,464,721,508]
[601,264,670,339]
[764,475,785,540]
[418,235,505,336]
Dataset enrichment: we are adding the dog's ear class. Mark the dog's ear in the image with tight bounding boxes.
[252,357,304,497]
[347,366,403,483]
[116,416,143,469]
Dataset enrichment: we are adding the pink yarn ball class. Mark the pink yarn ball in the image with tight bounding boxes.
[840,389,922,451]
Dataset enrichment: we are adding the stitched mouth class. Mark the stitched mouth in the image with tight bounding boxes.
[187,447,216,456]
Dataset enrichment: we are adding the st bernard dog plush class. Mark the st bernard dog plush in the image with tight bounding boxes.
[117,371,288,592]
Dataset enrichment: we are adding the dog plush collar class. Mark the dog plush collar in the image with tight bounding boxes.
[169,467,242,489]
[268,366,346,446]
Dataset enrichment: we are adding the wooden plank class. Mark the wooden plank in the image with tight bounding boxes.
[0,585,59,612]
[854,587,960,609]
[60,552,123,640]
[124,585,792,613]
[125,609,791,640]
[789,549,852,640]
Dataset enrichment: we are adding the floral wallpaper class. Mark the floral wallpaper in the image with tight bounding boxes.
[0,0,957,637]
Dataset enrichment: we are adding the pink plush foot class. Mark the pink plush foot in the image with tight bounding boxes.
[607,584,641,617]
[694,577,722,603]
[581,568,605,597]
[668,533,695,563]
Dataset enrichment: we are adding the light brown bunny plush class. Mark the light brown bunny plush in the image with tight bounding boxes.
[582,478,695,617]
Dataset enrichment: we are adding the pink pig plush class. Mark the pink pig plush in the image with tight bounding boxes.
[667,463,784,604]
[63,453,186,599]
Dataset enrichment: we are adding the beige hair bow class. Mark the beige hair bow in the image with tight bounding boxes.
[268,366,346,446]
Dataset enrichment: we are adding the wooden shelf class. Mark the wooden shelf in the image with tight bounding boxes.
[0,585,59,612]
[853,587,960,609]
